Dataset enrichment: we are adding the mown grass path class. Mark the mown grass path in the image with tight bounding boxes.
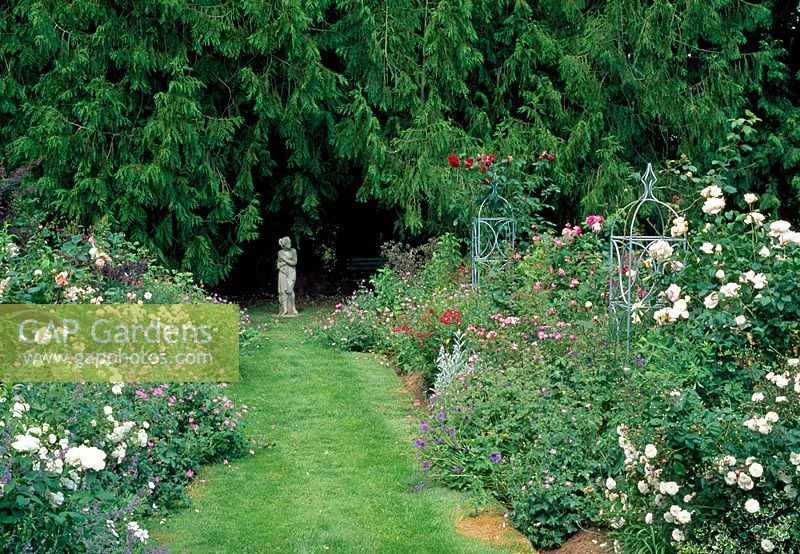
[156,306,521,554]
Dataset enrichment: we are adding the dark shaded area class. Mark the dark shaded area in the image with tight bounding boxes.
[215,187,399,299]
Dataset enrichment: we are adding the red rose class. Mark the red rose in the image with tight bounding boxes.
[448,154,460,167]
[548,153,556,162]
[465,157,474,168]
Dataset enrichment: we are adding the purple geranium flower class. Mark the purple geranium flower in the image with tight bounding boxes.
[490,453,502,463]
[414,439,425,449]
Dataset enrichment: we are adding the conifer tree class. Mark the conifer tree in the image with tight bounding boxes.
[1,0,797,282]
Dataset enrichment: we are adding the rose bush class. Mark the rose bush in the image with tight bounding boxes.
[1,221,257,552]
[319,135,800,552]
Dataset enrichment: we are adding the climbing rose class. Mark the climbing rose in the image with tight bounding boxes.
[448,154,460,168]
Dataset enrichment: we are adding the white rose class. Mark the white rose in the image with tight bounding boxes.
[745,212,765,225]
[637,480,650,494]
[749,463,764,478]
[703,292,719,309]
[752,392,765,402]
[670,217,688,237]
[672,528,685,542]
[742,270,768,289]
[12,402,30,418]
[65,445,107,471]
[659,481,680,495]
[605,477,617,490]
[670,298,689,320]
[735,315,747,326]
[744,193,758,204]
[136,429,148,447]
[744,498,760,513]
[702,197,726,215]
[700,242,714,254]
[761,539,775,552]
[103,406,113,416]
[47,491,64,508]
[644,444,658,459]
[738,473,754,491]
[715,269,725,280]
[720,282,741,298]
[665,284,682,302]
[648,240,674,262]
[758,246,770,258]
[700,185,723,199]
[725,471,738,485]
[11,434,41,453]
[769,220,791,237]
[111,383,124,395]
[645,512,653,524]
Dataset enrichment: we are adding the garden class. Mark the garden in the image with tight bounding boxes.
[0,210,258,552]
[2,1,800,552]
[318,117,800,553]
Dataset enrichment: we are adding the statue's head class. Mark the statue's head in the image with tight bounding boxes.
[279,236,291,249]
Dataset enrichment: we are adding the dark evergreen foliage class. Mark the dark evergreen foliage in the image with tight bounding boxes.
[2,0,797,283]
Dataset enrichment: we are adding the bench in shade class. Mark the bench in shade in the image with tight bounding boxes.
[345,257,385,272]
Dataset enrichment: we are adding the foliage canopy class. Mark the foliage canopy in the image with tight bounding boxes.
[2,0,798,283]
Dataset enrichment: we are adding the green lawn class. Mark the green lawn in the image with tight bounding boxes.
[155,304,526,554]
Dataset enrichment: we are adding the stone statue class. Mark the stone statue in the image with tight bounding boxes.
[277,236,299,316]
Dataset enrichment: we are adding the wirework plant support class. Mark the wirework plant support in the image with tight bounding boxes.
[608,163,686,353]
[471,181,515,289]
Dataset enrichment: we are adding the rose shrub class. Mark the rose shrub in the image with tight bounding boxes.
[603,164,800,552]
[1,221,256,552]
[319,133,800,552]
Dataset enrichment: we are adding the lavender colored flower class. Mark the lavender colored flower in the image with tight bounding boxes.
[421,460,431,471]
[414,439,426,449]
[490,453,502,463]
[437,411,446,420]
[420,421,429,432]
[453,465,463,474]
